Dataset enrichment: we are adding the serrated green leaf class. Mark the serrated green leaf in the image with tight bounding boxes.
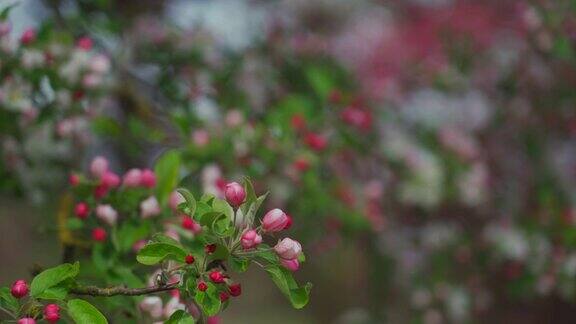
[67,299,108,324]
[31,262,80,298]
[136,243,187,265]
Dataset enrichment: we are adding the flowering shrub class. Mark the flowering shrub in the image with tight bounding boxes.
[0,153,310,323]
[2,0,576,323]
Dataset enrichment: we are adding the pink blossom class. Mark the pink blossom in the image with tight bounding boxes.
[169,191,185,210]
[262,208,290,232]
[123,168,142,187]
[96,204,118,226]
[241,229,262,250]
[90,156,109,178]
[140,196,161,218]
[280,258,300,272]
[224,182,246,207]
[140,169,156,188]
[274,238,302,260]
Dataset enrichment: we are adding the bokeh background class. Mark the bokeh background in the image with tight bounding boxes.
[2,0,576,323]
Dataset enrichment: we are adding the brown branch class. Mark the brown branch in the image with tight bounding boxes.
[70,282,179,297]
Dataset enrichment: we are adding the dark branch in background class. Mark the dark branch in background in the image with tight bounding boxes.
[70,282,179,297]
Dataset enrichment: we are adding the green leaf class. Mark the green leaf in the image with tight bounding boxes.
[264,265,312,309]
[194,284,221,316]
[199,211,225,227]
[67,299,108,324]
[151,233,183,246]
[176,188,196,217]
[244,192,268,228]
[165,310,195,324]
[31,262,80,298]
[0,287,19,313]
[35,284,69,300]
[114,223,150,252]
[229,256,249,273]
[154,150,181,204]
[136,243,187,265]
[212,198,233,221]
[66,217,84,230]
[91,117,122,138]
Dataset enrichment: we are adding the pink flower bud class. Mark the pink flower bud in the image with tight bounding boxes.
[197,281,208,291]
[207,317,220,324]
[76,36,93,51]
[18,318,36,324]
[101,171,120,188]
[44,304,60,323]
[181,217,202,234]
[280,258,300,272]
[140,169,156,188]
[20,28,36,45]
[262,209,290,232]
[69,173,80,186]
[122,168,142,187]
[209,270,225,284]
[274,238,302,260]
[140,196,161,218]
[74,202,90,219]
[224,182,246,207]
[92,227,107,242]
[140,296,163,319]
[304,132,328,151]
[90,156,109,178]
[96,204,118,226]
[93,184,109,199]
[192,129,210,147]
[241,229,262,249]
[341,106,372,129]
[169,191,185,211]
[228,283,241,297]
[219,292,229,302]
[11,280,28,298]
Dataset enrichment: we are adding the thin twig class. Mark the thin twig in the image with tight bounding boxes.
[70,282,179,297]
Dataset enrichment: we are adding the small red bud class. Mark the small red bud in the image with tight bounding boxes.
[197,281,208,292]
[74,202,89,219]
[209,270,225,284]
[228,283,241,297]
[219,291,229,302]
[185,255,195,264]
[182,216,194,229]
[92,227,107,242]
[44,304,60,323]
[205,244,217,254]
[69,173,80,186]
[10,280,28,298]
